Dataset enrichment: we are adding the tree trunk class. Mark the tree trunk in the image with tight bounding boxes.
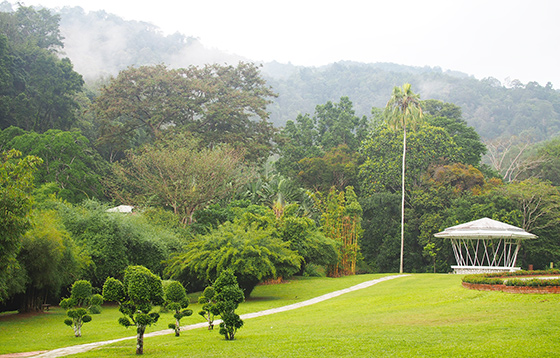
[175,318,180,336]
[73,321,82,337]
[136,325,146,355]
[399,125,406,274]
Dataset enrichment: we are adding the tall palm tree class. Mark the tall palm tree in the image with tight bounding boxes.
[384,83,423,274]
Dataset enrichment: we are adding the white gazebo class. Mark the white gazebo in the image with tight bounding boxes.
[434,217,536,274]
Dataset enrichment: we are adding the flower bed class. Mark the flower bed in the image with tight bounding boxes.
[461,269,560,293]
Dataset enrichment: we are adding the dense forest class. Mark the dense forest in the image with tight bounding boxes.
[1,3,560,313]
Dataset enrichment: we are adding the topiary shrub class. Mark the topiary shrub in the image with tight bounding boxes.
[103,266,164,355]
[164,281,192,336]
[60,280,103,337]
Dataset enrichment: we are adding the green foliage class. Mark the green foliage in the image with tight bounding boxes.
[108,134,250,226]
[463,270,560,287]
[0,149,41,302]
[102,265,164,354]
[506,278,560,287]
[166,220,302,297]
[94,63,277,162]
[359,192,401,272]
[522,136,560,186]
[197,286,216,330]
[0,6,83,132]
[211,270,245,340]
[0,127,109,203]
[462,275,505,285]
[164,281,192,336]
[359,123,459,194]
[275,97,366,183]
[423,99,487,166]
[102,277,126,303]
[277,209,338,271]
[17,209,84,312]
[313,187,363,276]
[56,199,179,287]
[60,280,103,337]
[297,144,359,192]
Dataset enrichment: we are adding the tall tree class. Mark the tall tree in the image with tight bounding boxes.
[0,149,41,303]
[276,97,366,179]
[384,83,423,274]
[109,134,250,225]
[422,99,487,166]
[314,186,362,276]
[94,63,277,162]
[0,127,109,203]
[0,6,83,133]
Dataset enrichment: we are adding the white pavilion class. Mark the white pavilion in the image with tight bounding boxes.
[434,217,536,274]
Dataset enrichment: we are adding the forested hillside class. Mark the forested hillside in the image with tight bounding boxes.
[264,61,560,142]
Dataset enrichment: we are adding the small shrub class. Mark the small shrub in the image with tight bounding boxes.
[462,270,560,289]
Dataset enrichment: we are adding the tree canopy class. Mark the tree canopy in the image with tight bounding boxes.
[94,62,277,162]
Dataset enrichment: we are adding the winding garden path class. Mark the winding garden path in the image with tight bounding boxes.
[23,274,409,358]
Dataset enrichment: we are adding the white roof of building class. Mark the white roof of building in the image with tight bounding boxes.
[106,205,134,213]
[434,217,536,240]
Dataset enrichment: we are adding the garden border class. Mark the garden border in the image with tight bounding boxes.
[461,269,560,294]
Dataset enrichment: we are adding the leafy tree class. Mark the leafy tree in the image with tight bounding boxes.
[60,280,104,337]
[359,192,401,272]
[314,96,368,152]
[422,99,487,166]
[0,127,109,203]
[103,266,164,355]
[94,63,277,161]
[276,205,339,273]
[0,6,83,133]
[521,137,560,186]
[314,186,363,276]
[384,83,424,274]
[237,203,338,273]
[197,286,216,330]
[0,149,41,303]
[499,178,560,233]
[359,124,459,194]
[211,270,245,340]
[108,134,250,225]
[56,199,178,287]
[16,210,85,312]
[296,144,359,192]
[0,5,64,51]
[166,220,302,297]
[164,281,192,337]
[276,97,366,179]
[275,113,322,178]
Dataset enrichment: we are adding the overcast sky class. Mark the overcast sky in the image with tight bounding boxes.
[19,0,560,87]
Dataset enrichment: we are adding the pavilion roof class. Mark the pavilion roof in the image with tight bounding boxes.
[434,217,536,240]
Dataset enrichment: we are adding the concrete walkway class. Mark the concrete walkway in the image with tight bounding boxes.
[30,274,409,357]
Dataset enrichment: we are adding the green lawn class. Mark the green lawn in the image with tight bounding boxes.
[2,274,560,357]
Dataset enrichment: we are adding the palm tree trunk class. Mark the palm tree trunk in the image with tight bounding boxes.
[399,125,406,274]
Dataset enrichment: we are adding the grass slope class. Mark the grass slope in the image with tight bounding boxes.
[2,274,560,357]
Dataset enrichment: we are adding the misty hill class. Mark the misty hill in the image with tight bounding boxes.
[263,62,560,141]
[11,3,560,142]
[55,6,248,81]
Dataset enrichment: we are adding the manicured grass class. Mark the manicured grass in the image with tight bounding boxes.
[2,274,560,357]
[0,274,389,354]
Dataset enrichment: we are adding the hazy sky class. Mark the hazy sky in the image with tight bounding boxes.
[19,0,560,87]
